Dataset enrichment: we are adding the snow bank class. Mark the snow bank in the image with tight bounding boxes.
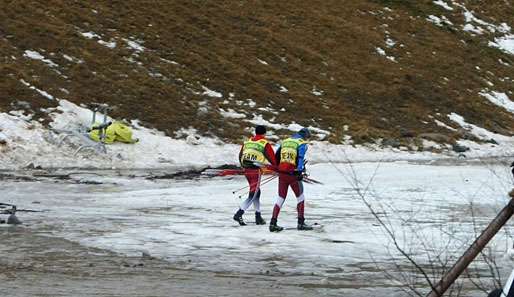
[449,113,511,142]
[446,112,514,158]
[0,100,238,170]
[2,100,514,170]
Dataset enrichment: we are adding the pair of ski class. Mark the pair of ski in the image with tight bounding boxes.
[203,164,323,185]
[0,202,42,213]
[239,221,324,232]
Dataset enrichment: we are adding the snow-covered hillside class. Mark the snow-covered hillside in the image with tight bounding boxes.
[1,0,513,145]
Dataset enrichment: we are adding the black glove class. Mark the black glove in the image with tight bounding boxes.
[293,170,304,181]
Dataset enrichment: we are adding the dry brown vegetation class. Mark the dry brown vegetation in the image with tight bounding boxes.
[0,0,513,146]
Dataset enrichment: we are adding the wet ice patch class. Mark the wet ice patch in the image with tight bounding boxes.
[11,162,512,295]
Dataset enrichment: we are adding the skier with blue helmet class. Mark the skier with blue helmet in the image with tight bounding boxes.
[269,127,313,232]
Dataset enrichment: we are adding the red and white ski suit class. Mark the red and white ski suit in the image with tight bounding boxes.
[238,135,276,212]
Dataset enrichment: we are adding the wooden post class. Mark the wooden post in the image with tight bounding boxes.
[428,197,514,297]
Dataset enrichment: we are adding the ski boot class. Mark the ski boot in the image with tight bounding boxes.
[7,214,21,225]
[269,218,283,232]
[255,212,266,225]
[297,218,313,230]
[233,209,246,226]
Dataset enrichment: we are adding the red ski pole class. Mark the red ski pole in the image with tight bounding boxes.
[231,173,277,194]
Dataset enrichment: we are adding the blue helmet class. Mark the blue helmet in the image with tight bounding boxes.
[298,127,311,139]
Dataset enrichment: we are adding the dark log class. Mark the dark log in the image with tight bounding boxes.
[428,198,514,297]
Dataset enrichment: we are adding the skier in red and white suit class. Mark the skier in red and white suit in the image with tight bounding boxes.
[269,127,313,232]
[233,125,276,226]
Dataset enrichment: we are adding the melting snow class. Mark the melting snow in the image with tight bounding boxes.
[124,39,145,52]
[160,58,180,65]
[427,15,453,27]
[98,40,117,49]
[312,87,323,96]
[62,54,74,62]
[81,32,101,39]
[433,0,454,11]
[219,108,246,119]
[463,24,485,35]
[480,91,514,113]
[448,112,511,142]
[385,37,396,48]
[490,35,514,55]
[23,50,58,68]
[257,59,268,65]
[435,119,457,131]
[375,47,396,62]
[245,115,329,140]
[80,31,117,49]
[246,114,285,130]
[202,86,223,98]
[246,99,257,107]
[257,107,279,115]
[19,79,55,100]
[460,8,509,36]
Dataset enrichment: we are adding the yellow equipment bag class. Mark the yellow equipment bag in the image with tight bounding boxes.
[89,121,137,144]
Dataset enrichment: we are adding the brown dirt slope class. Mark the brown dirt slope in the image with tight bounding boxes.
[0,0,513,146]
